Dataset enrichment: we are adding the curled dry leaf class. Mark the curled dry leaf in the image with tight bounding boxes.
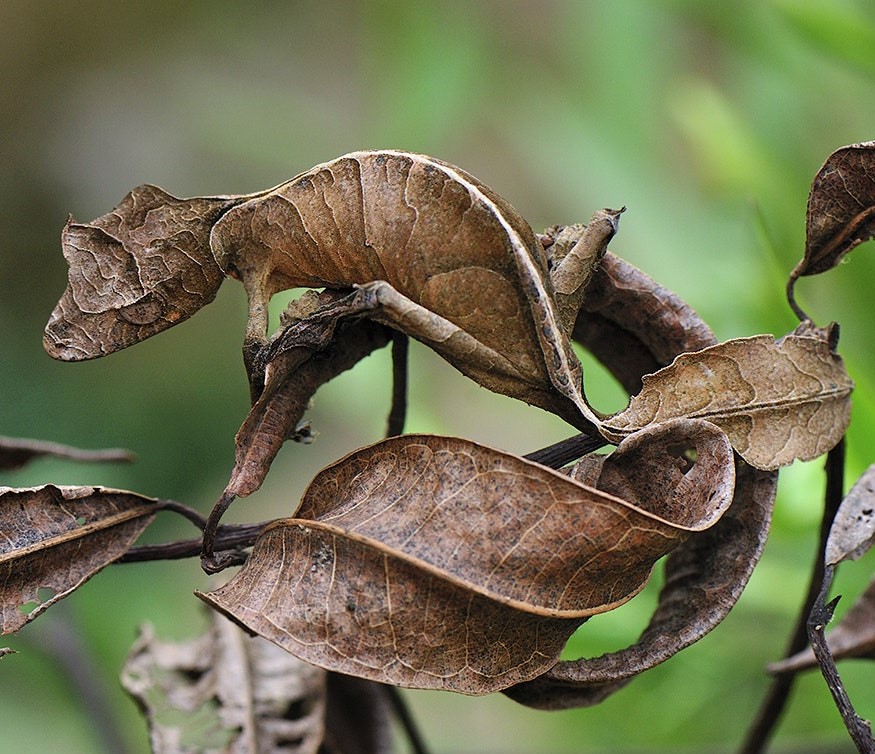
[0,435,134,471]
[575,252,717,394]
[122,613,327,754]
[504,257,779,709]
[505,462,778,708]
[825,464,875,566]
[200,423,734,695]
[600,333,853,470]
[769,576,875,674]
[791,141,875,283]
[0,485,157,634]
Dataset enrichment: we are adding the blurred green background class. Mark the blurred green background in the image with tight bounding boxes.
[2,1,875,752]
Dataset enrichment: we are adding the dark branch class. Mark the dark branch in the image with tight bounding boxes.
[386,332,409,437]
[739,438,847,754]
[524,432,608,469]
[119,521,269,563]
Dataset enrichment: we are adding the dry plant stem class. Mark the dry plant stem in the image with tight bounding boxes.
[382,686,431,754]
[786,277,810,323]
[524,432,608,469]
[809,568,875,753]
[33,603,134,754]
[121,521,268,563]
[739,438,846,754]
[156,498,208,530]
[386,332,408,437]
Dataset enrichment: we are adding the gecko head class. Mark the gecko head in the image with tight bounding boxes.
[44,185,239,361]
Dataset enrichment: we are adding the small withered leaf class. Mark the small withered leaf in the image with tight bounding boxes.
[502,258,778,709]
[825,464,875,566]
[200,423,734,695]
[600,333,853,470]
[0,485,157,634]
[793,141,875,280]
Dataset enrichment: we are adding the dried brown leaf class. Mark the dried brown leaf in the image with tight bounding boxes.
[0,485,157,634]
[121,613,327,754]
[506,462,778,708]
[600,333,853,470]
[769,576,875,674]
[44,187,236,360]
[226,298,392,499]
[212,151,609,426]
[792,141,875,281]
[200,424,733,694]
[0,435,134,471]
[825,464,875,566]
[505,258,779,709]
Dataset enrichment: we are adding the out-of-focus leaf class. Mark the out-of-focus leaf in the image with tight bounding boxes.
[121,613,327,754]
[0,436,134,471]
[773,0,875,78]
[826,464,875,566]
[0,485,157,634]
[0,647,14,659]
[201,422,734,695]
[769,576,875,674]
[601,332,852,470]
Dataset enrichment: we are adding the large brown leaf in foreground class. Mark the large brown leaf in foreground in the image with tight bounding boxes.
[600,333,852,470]
[0,485,157,633]
[201,422,734,694]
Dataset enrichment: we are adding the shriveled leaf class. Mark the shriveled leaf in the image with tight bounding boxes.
[44,186,237,361]
[600,333,853,470]
[226,297,392,499]
[825,464,875,566]
[200,423,734,694]
[503,257,777,709]
[0,485,157,633]
[791,141,875,282]
[0,435,134,471]
[506,462,778,708]
[769,576,875,674]
[121,613,327,754]
[574,252,717,394]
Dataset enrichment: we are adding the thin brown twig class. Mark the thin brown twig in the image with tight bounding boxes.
[386,332,409,437]
[524,432,607,468]
[382,686,431,754]
[120,521,269,563]
[808,569,875,753]
[739,438,847,754]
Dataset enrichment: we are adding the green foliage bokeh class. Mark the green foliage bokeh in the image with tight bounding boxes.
[2,1,875,752]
